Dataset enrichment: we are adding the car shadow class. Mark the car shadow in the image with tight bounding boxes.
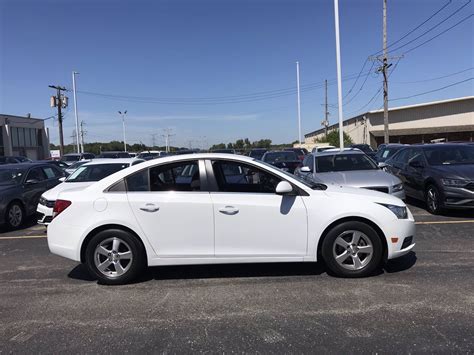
[406,197,474,218]
[0,216,38,234]
[68,254,417,284]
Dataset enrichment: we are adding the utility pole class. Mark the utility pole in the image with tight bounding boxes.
[118,110,127,151]
[296,61,302,146]
[161,128,175,153]
[80,120,86,152]
[70,130,77,147]
[72,71,80,153]
[49,85,68,156]
[150,133,158,148]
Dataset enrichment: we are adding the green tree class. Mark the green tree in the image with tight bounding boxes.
[316,129,353,147]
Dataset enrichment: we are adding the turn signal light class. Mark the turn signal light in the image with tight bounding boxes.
[53,200,72,219]
[391,237,399,243]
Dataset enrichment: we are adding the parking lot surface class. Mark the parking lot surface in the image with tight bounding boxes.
[0,201,473,353]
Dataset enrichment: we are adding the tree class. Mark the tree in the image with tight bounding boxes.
[315,129,353,147]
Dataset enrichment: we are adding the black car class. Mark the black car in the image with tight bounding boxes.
[385,144,474,214]
[61,153,96,165]
[97,151,130,159]
[284,147,308,161]
[37,160,70,170]
[374,144,407,163]
[248,148,267,160]
[0,163,64,228]
[0,156,32,164]
[211,149,236,154]
[349,144,377,160]
[261,151,301,174]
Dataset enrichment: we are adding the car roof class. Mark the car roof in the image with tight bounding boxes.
[82,158,143,166]
[0,162,50,169]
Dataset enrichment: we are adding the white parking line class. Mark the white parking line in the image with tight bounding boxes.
[0,235,47,240]
[415,220,474,225]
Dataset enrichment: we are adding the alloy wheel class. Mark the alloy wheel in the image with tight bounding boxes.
[94,237,133,278]
[8,204,23,228]
[426,187,439,213]
[332,230,374,271]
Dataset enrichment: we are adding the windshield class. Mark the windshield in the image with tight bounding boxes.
[258,160,327,190]
[352,145,373,153]
[263,151,298,163]
[67,161,89,170]
[316,153,378,172]
[0,168,25,185]
[66,163,130,182]
[424,145,474,165]
[377,146,403,159]
[63,155,80,162]
[249,150,266,159]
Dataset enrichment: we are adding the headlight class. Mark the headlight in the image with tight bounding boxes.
[39,196,46,206]
[378,203,408,219]
[392,183,404,192]
[441,179,468,187]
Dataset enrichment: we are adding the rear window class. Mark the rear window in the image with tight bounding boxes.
[263,152,298,163]
[315,154,377,172]
[66,163,130,182]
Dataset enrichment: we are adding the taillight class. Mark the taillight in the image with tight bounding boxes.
[53,199,72,219]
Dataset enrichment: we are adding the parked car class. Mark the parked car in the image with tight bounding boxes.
[284,147,309,161]
[47,153,415,284]
[248,148,267,160]
[0,156,32,164]
[97,151,131,159]
[374,144,407,163]
[349,144,377,159]
[312,145,336,154]
[61,153,96,166]
[0,163,64,228]
[262,151,301,173]
[295,149,405,199]
[64,160,91,176]
[37,158,145,225]
[137,151,168,160]
[37,160,70,171]
[384,143,474,214]
[211,149,236,154]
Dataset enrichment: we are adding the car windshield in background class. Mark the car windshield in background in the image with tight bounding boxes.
[62,155,81,162]
[379,146,403,159]
[66,164,130,182]
[316,154,378,173]
[424,145,474,165]
[258,160,327,190]
[0,168,25,185]
[351,145,373,153]
[249,150,266,159]
[67,161,89,170]
[264,152,298,163]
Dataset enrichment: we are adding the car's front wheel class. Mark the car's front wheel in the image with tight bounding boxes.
[322,221,383,277]
[5,201,24,229]
[85,229,146,285]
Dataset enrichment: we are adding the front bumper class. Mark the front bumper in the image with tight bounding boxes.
[385,211,416,260]
[36,203,53,225]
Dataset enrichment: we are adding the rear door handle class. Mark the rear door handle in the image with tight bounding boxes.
[139,203,160,212]
[218,206,239,215]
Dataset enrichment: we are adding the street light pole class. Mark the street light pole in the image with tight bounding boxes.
[72,71,81,153]
[333,0,345,151]
[118,110,127,151]
[296,61,302,146]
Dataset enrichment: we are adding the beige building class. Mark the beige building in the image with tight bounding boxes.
[0,114,50,159]
[304,96,474,148]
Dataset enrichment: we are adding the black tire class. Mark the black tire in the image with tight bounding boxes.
[322,221,383,278]
[5,201,25,229]
[425,184,442,215]
[85,229,146,285]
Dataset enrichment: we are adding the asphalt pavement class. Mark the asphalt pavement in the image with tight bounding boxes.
[0,200,473,353]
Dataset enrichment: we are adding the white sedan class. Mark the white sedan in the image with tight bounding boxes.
[47,153,415,285]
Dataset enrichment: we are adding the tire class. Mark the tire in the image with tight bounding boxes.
[85,229,146,285]
[322,221,383,278]
[425,184,442,215]
[5,201,25,229]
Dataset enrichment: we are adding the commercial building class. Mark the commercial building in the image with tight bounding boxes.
[304,96,474,148]
[0,114,50,159]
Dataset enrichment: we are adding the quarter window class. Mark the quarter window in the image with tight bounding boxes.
[211,160,281,193]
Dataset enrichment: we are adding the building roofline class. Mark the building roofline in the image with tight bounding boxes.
[0,113,43,121]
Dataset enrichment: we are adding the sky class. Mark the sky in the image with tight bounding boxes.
[0,0,473,148]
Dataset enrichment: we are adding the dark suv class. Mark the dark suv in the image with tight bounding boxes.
[385,144,474,214]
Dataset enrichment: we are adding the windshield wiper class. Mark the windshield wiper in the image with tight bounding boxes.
[311,182,327,190]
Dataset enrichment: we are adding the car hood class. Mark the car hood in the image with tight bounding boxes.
[322,184,405,206]
[430,164,474,180]
[42,181,94,201]
[314,170,401,187]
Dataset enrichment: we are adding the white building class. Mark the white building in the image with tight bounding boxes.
[0,114,50,159]
[304,96,474,148]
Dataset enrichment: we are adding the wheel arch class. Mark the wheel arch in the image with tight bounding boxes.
[80,224,148,264]
[316,216,388,263]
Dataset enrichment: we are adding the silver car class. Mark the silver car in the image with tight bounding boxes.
[295,149,405,199]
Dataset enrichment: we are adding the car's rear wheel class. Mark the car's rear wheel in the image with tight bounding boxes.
[322,221,383,278]
[5,202,24,229]
[425,184,442,215]
[85,229,145,285]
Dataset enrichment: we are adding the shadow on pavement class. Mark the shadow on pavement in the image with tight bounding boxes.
[0,216,38,235]
[406,197,474,219]
[383,251,417,273]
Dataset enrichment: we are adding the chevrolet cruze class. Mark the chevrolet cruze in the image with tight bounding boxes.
[47,154,416,284]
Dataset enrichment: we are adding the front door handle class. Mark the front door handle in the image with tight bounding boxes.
[218,206,239,215]
[139,203,160,212]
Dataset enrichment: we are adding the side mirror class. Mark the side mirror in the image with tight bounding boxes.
[300,166,312,173]
[409,161,423,169]
[25,179,39,185]
[59,177,66,182]
[275,181,294,195]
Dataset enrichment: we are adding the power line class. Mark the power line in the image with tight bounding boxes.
[342,58,368,100]
[390,77,473,101]
[392,67,474,83]
[387,0,472,54]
